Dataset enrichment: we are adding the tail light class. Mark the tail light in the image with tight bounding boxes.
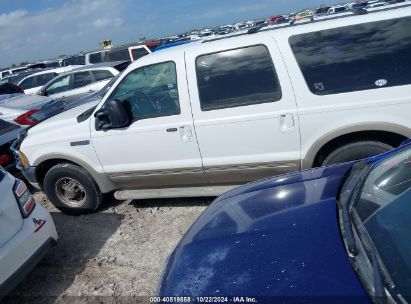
[0,153,10,166]
[14,109,39,125]
[13,179,35,218]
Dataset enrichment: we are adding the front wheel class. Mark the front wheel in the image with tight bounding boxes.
[321,141,394,166]
[43,163,102,215]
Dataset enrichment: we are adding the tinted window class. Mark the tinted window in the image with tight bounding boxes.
[290,16,411,95]
[89,52,103,64]
[196,45,282,111]
[92,70,113,81]
[62,55,85,66]
[109,61,180,120]
[72,71,93,89]
[45,74,71,95]
[105,49,130,62]
[44,61,60,68]
[131,48,149,61]
[20,76,35,89]
[37,73,57,86]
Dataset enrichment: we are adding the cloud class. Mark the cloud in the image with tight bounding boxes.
[0,0,130,67]
[0,10,28,28]
[93,17,124,29]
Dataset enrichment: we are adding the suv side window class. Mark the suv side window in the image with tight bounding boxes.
[92,70,113,82]
[290,16,411,95]
[20,76,35,89]
[45,74,71,95]
[37,73,57,87]
[72,71,93,89]
[196,45,282,111]
[108,61,180,120]
[131,48,149,61]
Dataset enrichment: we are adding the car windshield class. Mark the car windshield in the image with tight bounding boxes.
[354,147,411,300]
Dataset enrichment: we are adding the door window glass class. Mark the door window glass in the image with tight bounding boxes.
[109,61,180,120]
[92,70,114,82]
[45,74,71,95]
[196,45,282,111]
[72,71,93,89]
[19,76,35,89]
[37,73,57,86]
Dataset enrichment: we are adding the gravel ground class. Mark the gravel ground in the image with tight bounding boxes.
[4,191,214,303]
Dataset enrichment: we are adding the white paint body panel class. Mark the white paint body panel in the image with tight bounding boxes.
[0,170,58,288]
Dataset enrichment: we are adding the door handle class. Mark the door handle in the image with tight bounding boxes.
[166,128,177,132]
[279,114,295,133]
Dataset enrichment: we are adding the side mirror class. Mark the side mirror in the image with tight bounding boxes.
[40,89,48,96]
[94,99,131,131]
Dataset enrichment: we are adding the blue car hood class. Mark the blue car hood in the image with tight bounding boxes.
[159,163,370,300]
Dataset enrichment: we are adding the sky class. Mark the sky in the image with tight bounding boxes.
[0,0,339,68]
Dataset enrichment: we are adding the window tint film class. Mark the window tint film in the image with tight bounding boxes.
[290,16,411,95]
[62,55,85,66]
[45,74,71,95]
[105,49,130,62]
[37,73,57,86]
[131,48,149,61]
[92,70,113,82]
[89,52,103,64]
[109,61,180,120]
[196,45,282,111]
[72,71,93,89]
[20,77,35,89]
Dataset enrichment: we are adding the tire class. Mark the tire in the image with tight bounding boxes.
[321,141,393,166]
[43,163,102,215]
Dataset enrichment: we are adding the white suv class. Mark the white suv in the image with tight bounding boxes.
[0,167,57,296]
[17,66,78,95]
[15,5,411,214]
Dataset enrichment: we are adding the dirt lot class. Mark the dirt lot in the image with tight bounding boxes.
[4,191,213,303]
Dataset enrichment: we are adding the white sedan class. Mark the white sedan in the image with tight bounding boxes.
[0,167,58,296]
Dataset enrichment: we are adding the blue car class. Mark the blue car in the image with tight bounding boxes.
[157,143,411,303]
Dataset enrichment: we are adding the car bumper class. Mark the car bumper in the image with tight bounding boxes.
[0,203,58,296]
[20,166,41,190]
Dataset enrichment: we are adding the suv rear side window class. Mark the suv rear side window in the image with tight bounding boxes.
[37,73,57,86]
[131,48,149,61]
[45,74,71,95]
[109,61,180,120]
[196,45,282,111]
[290,16,411,95]
[92,70,113,81]
[20,76,35,89]
[72,71,93,89]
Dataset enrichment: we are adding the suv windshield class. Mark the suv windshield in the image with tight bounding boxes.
[353,147,411,301]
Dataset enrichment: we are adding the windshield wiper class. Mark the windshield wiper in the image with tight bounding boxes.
[340,162,372,255]
[351,210,396,304]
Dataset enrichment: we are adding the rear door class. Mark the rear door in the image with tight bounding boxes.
[185,34,301,184]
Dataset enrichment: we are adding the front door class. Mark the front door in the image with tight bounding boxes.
[90,53,207,189]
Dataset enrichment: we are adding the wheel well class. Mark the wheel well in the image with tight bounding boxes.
[313,131,406,167]
[36,159,77,188]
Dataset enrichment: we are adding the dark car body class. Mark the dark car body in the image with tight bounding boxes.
[158,145,411,302]
[0,119,22,173]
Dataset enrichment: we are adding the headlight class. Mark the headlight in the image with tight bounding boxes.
[18,150,30,168]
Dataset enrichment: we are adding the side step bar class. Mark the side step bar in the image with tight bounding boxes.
[114,185,240,200]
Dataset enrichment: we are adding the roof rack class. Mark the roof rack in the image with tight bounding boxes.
[202,3,411,44]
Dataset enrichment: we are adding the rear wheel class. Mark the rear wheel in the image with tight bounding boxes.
[321,141,393,166]
[43,163,102,215]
